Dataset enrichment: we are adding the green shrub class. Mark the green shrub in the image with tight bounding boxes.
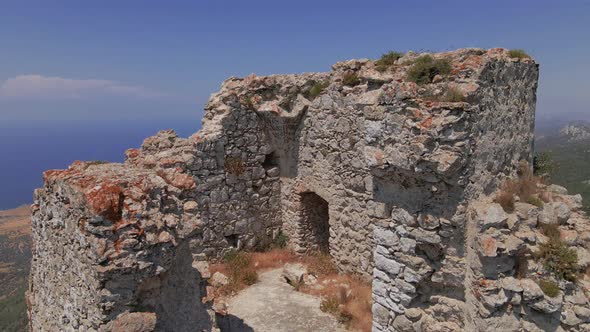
[536,231,579,281]
[538,279,560,297]
[240,95,255,109]
[320,296,340,314]
[242,269,259,285]
[526,195,544,208]
[224,250,259,287]
[540,223,560,240]
[533,151,558,176]
[441,86,465,102]
[406,55,452,85]
[342,72,361,87]
[309,80,330,98]
[374,51,404,72]
[508,49,530,59]
[272,231,289,249]
[224,250,251,271]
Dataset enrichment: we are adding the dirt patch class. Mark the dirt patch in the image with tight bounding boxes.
[209,250,372,331]
[0,205,31,238]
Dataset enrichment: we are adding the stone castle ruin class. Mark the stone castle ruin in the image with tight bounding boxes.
[27,48,590,331]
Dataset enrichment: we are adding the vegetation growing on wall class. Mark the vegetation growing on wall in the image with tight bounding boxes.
[406,55,451,84]
[374,51,404,72]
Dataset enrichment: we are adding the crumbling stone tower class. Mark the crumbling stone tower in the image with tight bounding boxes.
[28,48,548,331]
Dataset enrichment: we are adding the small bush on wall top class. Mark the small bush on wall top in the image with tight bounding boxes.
[508,49,531,59]
[374,51,404,72]
[308,80,330,98]
[342,72,361,87]
[406,55,451,85]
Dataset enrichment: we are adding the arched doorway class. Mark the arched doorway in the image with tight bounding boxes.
[299,192,330,253]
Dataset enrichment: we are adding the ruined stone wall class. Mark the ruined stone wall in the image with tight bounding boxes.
[28,94,284,330]
[28,48,561,331]
[28,162,217,331]
[464,187,590,332]
[126,96,283,256]
[369,50,541,331]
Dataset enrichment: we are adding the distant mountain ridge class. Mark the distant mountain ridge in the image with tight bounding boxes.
[559,121,590,141]
[536,121,590,214]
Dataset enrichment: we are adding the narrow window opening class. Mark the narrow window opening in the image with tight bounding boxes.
[225,234,239,248]
[262,151,280,170]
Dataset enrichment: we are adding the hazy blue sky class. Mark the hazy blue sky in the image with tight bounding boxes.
[0,0,589,208]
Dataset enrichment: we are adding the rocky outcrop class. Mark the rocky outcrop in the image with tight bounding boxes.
[465,185,590,332]
[27,47,564,331]
[560,121,590,141]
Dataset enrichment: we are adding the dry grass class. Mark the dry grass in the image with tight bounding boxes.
[441,86,465,102]
[342,72,361,87]
[210,249,372,331]
[538,279,560,297]
[209,249,297,296]
[374,51,404,72]
[537,228,579,281]
[224,157,245,175]
[209,251,258,295]
[0,205,31,238]
[495,163,546,213]
[302,273,373,332]
[251,248,298,270]
[508,49,531,59]
[494,190,515,213]
[304,252,338,276]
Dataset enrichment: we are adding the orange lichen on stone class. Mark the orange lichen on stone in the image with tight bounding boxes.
[157,169,196,190]
[113,238,123,253]
[83,181,123,220]
[125,148,140,160]
[70,160,89,170]
[487,48,506,56]
[419,116,433,129]
[480,235,498,257]
[43,169,70,182]
[112,218,135,231]
[451,55,483,75]
[412,109,424,119]
[159,157,184,168]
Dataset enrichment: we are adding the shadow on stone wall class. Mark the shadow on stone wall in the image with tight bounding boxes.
[129,241,212,332]
[255,106,307,179]
[216,313,255,332]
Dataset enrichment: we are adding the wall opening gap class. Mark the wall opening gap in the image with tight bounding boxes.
[262,151,280,170]
[299,192,330,253]
[225,234,238,248]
